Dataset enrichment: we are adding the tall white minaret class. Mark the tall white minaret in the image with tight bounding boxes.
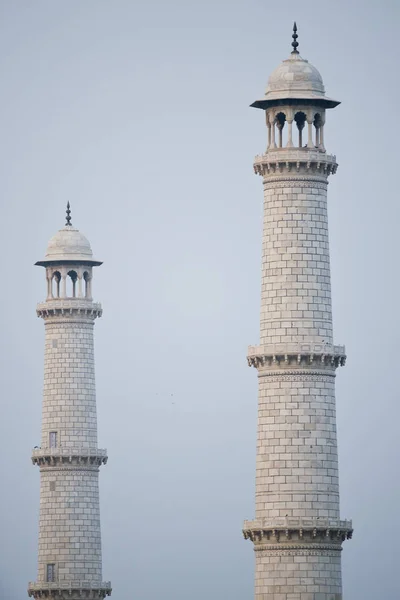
[243,25,353,599]
[28,204,111,600]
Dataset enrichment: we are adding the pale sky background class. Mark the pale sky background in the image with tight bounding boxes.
[0,1,399,598]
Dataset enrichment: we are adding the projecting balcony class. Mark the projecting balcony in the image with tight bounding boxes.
[258,147,337,164]
[243,517,353,544]
[28,580,112,598]
[243,517,352,530]
[31,446,108,467]
[36,299,102,319]
[248,342,345,357]
[253,148,338,177]
[247,342,346,369]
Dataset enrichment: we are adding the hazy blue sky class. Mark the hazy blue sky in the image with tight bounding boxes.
[0,1,399,598]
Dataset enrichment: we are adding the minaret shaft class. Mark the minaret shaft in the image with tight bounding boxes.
[260,177,333,348]
[245,162,351,600]
[41,320,98,449]
[37,317,102,584]
[256,174,339,520]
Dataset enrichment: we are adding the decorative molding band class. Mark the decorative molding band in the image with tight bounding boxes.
[39,466,100,473]
[44,321,95,329]
[258,369,336,380]
[262,178,329,189]
[28,581,112,599]
[254,545,343,556]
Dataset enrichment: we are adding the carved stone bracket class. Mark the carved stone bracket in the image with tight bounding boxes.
[247,343,346,370]
[27,581,112,599]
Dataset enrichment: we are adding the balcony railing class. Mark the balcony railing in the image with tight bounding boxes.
[247,342,345,357]
[32,446,107,458]
[243,517,352,530]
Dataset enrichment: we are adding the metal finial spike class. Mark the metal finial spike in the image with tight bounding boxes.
[291,21,299,54]
[65,202,72,226]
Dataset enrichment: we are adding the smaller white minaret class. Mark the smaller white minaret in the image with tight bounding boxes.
[28,204,111,600]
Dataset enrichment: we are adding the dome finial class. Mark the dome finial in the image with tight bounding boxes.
[65,202,72,227]
[291,21,299,54]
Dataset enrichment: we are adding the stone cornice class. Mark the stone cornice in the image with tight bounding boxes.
[37,300,102,320]
[243,517,353,545]
[254,149,338,178]
[32,447,108,468]
[28,581,112,599]
[247,343,346,370]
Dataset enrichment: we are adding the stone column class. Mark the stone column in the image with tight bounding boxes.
[77,273,83,298]
[270,115,277,148]
[46,274,52,300]
[61,269,67,298]
[320,120,326,151]
[307,118,314,147]
[286,118,294,147]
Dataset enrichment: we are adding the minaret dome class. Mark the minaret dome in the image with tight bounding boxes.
[251,24,340,110]
[250,25,340,154]
[35,204,102,301]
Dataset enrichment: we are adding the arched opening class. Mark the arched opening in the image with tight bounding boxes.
[314,113,322,147]
[66,270,78,298]
[275,112,286,148]
[83,271,91,299]
[52,271,61,298]
[294,112,307,147]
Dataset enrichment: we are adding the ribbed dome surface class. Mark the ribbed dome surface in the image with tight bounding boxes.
[265,53,325,100]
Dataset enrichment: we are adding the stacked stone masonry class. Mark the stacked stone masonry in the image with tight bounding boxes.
[245,144,351,600]
[260,175,333,347]
[255,370,340,520]
[41,319,98,449]
[31,308,107,597]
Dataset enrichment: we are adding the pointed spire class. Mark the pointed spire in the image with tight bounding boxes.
[291,21,299,54]
[65,202,72,227]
